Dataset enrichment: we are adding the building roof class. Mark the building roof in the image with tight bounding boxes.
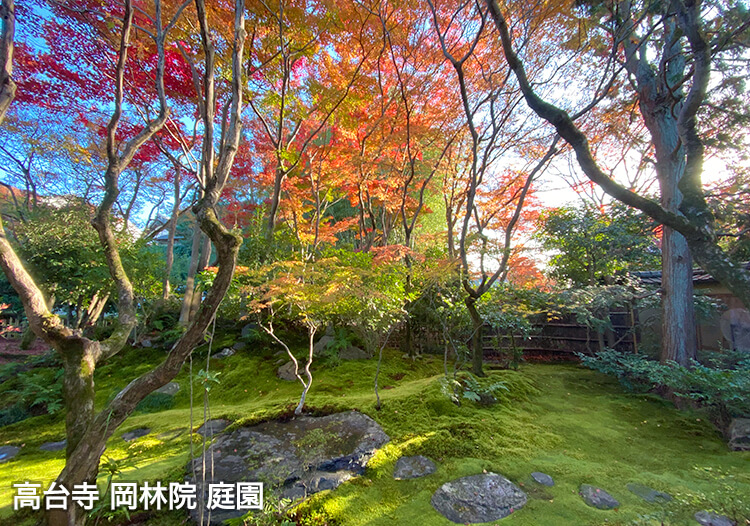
[632,262,750,286]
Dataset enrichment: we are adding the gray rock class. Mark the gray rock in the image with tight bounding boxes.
[531,471,555,486]
[728,418,750,451]
[431,473,526,524]
[277,361,298,381]
[313,335,336,355]
[122,428,151,442]
[39,440,66,452]
[695,511,736,526]
[0,445,20,463]
[232,341,248,352]
[196,419,230,437]
[579,484,619,510]
[627,482,672,503]
[340,345,368,360]
[141,339,153,348]
[241,323,258,339]
[155,381,180,396]
[212,348,235,359]
[189,411,389,525]
[313,325,336,354]
[393,455,437,480]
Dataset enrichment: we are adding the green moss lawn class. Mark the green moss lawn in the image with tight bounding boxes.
[0,342,748,526]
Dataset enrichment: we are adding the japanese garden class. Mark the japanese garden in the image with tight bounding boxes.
[0,0,748,525]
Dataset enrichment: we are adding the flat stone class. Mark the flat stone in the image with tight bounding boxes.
[531,471,554,486]
[340,345,368,360]
[122,428,151,442]
[277,361,298,381]
[579,484,619,510]
[196,419,230,437]
[728,418,750,451]
[0,446,20,463]
[627,482,672,503]
[431,473,527,524]
[189,411,389,525]
[155,381,180,396]
[394,455,437,480]
[39,440,66,452]
[695,511,736,526]
[212,348,235,359]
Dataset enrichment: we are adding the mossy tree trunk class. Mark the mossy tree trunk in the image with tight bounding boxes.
[465,296,484,376]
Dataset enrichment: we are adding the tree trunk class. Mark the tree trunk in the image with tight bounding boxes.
[188,234,211,321]
[661,227,697,364]
[465,297,484,376]
[179,227,205,325]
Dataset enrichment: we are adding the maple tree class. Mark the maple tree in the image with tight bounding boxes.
[427,0,558,375]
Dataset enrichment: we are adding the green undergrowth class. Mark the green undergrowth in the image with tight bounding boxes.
[0,341,748,525]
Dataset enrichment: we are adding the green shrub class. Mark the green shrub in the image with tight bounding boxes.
[579,349,750,422]
[0,403,29,427]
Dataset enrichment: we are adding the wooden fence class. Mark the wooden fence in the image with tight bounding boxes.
[483,308,639,361]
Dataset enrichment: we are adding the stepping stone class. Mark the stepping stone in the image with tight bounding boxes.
[531,471,554,486]
[695,511,736,526]
[393,455,437,480]
[155,382,180,396]
[39,440,67,452]
[579,484,619,510]
[196,419,230,437]
[0,446,20,463]
[627,482,672,503]
[122,428,151,442]
[431,473,527,523]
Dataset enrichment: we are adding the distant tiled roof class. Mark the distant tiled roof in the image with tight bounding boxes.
[633,262,750,286]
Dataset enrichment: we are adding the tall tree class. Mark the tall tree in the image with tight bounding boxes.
[428,0,557,374]
[486,0,750,366]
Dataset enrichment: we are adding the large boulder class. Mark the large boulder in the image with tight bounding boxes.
[430,473,527,524]
[728,418,750,451]
[189,411,389,525]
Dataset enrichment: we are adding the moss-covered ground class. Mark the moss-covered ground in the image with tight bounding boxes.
[0,340,748,526]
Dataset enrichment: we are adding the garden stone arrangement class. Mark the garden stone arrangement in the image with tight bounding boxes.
[430,473,527,523]
[188,411,389,525]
